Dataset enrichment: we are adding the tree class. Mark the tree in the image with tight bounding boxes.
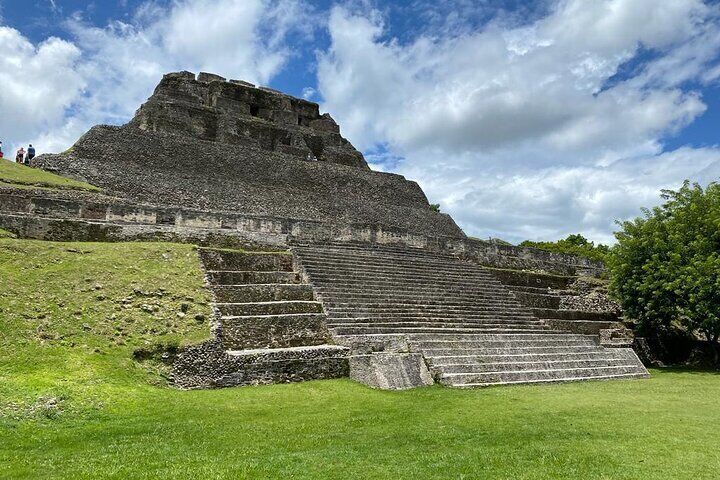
[520,234,610,262]
[608,181,720,353]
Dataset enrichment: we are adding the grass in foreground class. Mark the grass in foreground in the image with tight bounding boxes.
[1,238,719,479]
[0,159,99,192]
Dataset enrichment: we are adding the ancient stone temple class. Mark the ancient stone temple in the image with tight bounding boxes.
[0,71,648,389]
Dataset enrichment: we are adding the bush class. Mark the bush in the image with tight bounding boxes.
[608,181,720,357]
[520,234,610,262]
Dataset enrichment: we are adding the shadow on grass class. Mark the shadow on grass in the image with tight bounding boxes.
[649,366,720,375]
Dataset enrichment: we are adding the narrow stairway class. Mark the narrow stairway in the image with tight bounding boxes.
[292,241,648,388]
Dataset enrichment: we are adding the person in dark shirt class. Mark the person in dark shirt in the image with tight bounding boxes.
[0,140,4,159]
[26,144,36,165]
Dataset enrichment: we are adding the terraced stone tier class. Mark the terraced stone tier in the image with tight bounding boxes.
[173,343,349,388]
[213,284,315,303]
[171,247,344,388]
[293,241,648,387]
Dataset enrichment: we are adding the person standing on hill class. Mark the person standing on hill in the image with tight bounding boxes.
[16,147,25,163]
[0,140,4,159]
[26,144,35,165]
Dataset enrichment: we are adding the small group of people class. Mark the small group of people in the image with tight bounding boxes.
[0,140,36,165]
[15,144,36,165]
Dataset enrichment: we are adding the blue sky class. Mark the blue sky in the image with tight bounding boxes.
[1,0,719,244]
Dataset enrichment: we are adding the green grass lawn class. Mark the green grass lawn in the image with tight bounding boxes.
[1,238,719,479]
[0,158,99,192]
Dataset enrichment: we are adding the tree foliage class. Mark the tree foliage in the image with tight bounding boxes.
[520,234,610,262]
[608,181,720,346]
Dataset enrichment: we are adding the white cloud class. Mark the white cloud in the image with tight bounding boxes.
[317,0,720,243]
[0,27,84,154]
[0,0,312,156]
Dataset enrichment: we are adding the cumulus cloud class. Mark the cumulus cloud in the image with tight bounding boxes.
[317,0,720,243]
[0,0,312,156]
[0,27,84,153]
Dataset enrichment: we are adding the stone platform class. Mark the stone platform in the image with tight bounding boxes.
[292,241,648,388]
[171,247,348,388]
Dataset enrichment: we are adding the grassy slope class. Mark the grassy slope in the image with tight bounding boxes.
[0,158,99,192]
[1,239,719,479]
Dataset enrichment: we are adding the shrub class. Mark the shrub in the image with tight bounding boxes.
[520,234,610,262]
[608,181,720,355]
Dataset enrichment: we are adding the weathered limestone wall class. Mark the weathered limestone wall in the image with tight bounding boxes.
[35,124,461,238]
[0,188,603,276]
[131,71,366,168]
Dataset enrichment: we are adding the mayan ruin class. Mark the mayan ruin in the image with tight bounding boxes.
[4,1,720,477]
[2,72,649,389]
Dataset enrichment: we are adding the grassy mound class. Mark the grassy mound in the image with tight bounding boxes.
[0,159,99,192]
[0,239,212,421]
[1,238,719,479]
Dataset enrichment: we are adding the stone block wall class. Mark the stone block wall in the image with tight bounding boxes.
[129,71,365,168]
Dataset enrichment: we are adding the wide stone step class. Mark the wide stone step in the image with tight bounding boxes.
[219,313,329,350]
[212,284,314,303]
[315,285,517,298]
[327,316,541,326]
[532,308,618,322]
[294,244,457,259]
[331,326,551,335]
[307,272,499,284]
[225,344,349,361]
[299,258,495,278]
[321,294,520,306]
[294,245,457,262]
[511,291,562,309]
[324,300,529,309]
[327,311,537,321]
[308,272,500,287]
[426,350,620,365]
[199,248,294,271]
[435,357,635,374]
[487,268,573,289]
[294,246,459,264]
[413,338,598,350]
[326,305,532,314]
[206,271,301,285]
[327,319,544,327]
[215,300,323,316]
[450,372,649,388]
[506,285,560,295]
[440,365,648,386]
[406,332,586,341]
[419,345,605,356]
[545,319,623,335]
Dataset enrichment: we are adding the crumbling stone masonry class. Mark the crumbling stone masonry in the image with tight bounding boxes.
[1,71,648,389]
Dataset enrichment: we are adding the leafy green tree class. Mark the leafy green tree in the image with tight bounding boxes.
[520,234,610,262]
[608,181,720,351]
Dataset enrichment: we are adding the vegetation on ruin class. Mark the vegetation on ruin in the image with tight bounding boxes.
[609,181,720,354]
[520,233,611,262]
[0,159,100,192]
[0,237,718,479]
[0,239,213,422]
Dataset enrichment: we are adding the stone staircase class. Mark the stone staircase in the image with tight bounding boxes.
[292,241,648,388]
[171,247,348,388]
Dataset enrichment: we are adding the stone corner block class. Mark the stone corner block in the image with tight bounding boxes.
[349,352,433,390]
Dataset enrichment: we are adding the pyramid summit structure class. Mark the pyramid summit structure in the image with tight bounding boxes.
[35,71,463,239]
